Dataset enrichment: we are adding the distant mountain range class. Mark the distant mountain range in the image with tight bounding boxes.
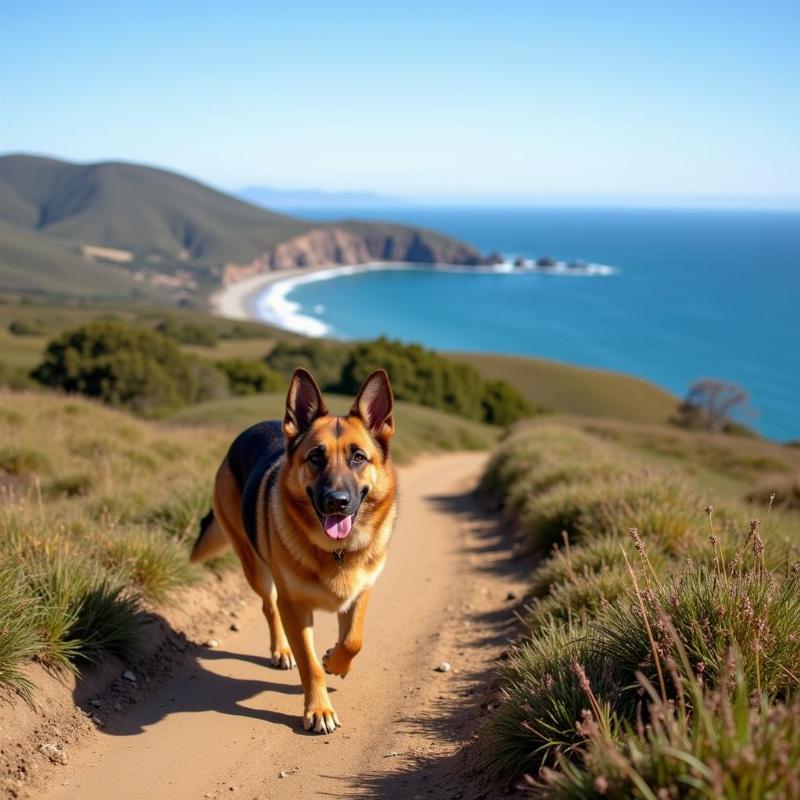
[239,186,403,210]
[0,155,482,301]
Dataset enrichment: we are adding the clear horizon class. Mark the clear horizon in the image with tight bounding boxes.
[2,1,798,205]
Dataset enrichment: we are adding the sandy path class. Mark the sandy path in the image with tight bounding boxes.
[42,452,523,800]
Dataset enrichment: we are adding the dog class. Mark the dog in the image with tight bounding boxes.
[190,367,397,733]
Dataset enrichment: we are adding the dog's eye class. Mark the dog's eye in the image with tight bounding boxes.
[351,451,366,465]
[308,450,324,467]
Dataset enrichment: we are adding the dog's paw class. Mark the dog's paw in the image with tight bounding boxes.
[270,646,296,670]
[303,703,341,734]
[322,645,352,678]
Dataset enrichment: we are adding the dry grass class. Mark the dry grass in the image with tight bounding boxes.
[0,389,232,701]
[479,421,800,792]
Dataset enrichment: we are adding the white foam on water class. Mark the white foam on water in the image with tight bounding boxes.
[250,260,618,336]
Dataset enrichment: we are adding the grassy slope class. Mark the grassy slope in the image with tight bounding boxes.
[0,390,232,697]
[0,221,166,301]
[477,421,800,790]
[573,416,800,497]
[168,393,498,465]
[458,352,677,424]
[0,154,312,266]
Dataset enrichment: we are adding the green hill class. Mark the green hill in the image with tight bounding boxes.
[457,351,677,425]
[0,154,484,299]
[0,154,310,267]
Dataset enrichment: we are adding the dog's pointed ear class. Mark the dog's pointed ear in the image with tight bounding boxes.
[349,369,394,443]
[284,368,328,441]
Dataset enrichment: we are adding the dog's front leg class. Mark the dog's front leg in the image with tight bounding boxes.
[277,595,340,734]
[323,588,371,678]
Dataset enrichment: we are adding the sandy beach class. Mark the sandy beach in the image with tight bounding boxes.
[209,267,321,321]
[210,262,421,336]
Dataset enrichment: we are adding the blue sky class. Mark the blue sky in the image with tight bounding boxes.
[1,0,798,204]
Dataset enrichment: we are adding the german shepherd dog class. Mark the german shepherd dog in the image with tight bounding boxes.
[190,367,397,734]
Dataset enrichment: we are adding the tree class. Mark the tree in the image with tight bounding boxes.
[674,379,752,433]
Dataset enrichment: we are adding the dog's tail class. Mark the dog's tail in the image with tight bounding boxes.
[190,509,230,564]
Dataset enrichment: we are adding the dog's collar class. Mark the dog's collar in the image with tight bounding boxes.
[332,548,346,562]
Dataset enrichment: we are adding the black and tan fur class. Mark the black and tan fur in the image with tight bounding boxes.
[191,368,397,733]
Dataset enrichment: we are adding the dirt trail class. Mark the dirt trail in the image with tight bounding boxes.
[42,452,524,800]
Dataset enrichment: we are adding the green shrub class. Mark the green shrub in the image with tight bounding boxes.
[155,319,219,347]
[218,321,272,340]
[31,320,228,415]
[7,319,46,336]
[482,379,536,426]
[265,339,351,390]
[339,337,532,426]
[216,358,284,396]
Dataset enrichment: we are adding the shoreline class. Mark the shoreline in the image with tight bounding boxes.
[210,262,412,335]
[210,259,616,337]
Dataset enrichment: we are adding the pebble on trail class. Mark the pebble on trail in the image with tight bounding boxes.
[434,662,451,672]
[38,743,68,765]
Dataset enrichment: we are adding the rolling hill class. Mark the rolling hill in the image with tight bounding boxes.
[0,154,483,299]
[458,351,678,424]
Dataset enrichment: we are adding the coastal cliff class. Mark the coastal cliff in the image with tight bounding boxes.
[221,224,484,284]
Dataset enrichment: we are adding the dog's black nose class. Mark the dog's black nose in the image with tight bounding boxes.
[323,490,351,513]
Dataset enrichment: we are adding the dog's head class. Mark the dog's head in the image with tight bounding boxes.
[281,367,396,551]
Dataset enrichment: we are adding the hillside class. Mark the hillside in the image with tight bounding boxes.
[0,154,484,299]
[0,220,165,301]
[458,351,678,425]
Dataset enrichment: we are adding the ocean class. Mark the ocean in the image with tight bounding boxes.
[254,207,800,441]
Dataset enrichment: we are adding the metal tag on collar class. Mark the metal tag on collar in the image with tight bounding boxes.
[333,548,346,562]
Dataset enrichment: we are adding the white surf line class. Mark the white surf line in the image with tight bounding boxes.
[213,259,618,337]
[250,262,434,337]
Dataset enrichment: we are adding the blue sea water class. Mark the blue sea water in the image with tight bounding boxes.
[270,208,800,441]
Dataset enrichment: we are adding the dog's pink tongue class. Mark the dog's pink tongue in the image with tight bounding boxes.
[323,514,353,539]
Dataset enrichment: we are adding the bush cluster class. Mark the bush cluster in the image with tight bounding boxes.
[267,336,535,427]
[479,421,800,796]
[155,319,219,347]
[28,323,533,427]
[7,318,47,336]
[30,321,229,415]
[215,358,284,396]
